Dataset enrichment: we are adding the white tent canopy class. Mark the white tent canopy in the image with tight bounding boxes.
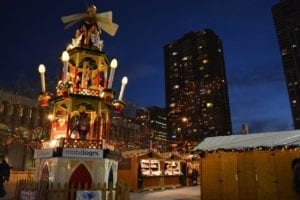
[193,130,300,151]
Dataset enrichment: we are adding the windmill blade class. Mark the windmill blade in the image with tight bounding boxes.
[64,18,83,29]
[61,13,86,24]
[97,21,119,36]
[95,11,113,24]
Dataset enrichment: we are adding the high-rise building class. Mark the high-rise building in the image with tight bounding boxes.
[272,0,300,129]
[110,116,141,151]
[164,29,232,146]
[148,106,168,151]
[135,106,167,151]
[135,107,151,149]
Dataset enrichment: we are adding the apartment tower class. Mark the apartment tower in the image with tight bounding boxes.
[272,0,300,129]
[164,29,232,146]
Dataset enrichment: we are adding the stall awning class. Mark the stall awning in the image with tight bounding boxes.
[193,130,300,151]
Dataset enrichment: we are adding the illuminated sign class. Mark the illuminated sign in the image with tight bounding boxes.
[62,148,103,158]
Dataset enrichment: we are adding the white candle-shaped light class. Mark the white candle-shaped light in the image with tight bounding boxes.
[38,64,46,93]
[118,76,128,101]
[108,58,118,88]
[61,51,70,83]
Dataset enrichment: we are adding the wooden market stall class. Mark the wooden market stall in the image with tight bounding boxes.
[162,152,184,186]
[182,154,201,186]
[193,130,300,200]
[118,149,184,191]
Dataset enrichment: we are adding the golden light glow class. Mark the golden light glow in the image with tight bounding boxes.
[182,117,188,123]
[206,102,213,108]
[47,114,54,121]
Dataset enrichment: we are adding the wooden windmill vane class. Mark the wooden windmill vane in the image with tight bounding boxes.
[61,5,119,51]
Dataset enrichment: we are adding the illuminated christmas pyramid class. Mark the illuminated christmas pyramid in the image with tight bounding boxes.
[34,5,127,189]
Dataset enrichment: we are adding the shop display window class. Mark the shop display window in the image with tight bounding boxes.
[164,160,182,175]
[140,159,162,176]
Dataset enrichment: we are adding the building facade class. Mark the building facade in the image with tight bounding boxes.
[164,29,232,146]
[272,0,300,129]
[148,106,168,151]
[0,89,43,170]
[110,116,141,151]
[0,90,42,140]
[135,107,167,151]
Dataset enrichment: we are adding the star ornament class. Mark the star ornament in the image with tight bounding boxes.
[61,5,119,36]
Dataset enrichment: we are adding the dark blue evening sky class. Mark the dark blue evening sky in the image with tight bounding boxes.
[0,0,293,133]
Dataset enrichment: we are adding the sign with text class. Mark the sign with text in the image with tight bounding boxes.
[62,148,103,158]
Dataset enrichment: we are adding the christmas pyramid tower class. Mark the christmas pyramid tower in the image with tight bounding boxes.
[34,5,127,190]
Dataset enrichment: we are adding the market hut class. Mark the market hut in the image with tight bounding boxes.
[118,149,163,191]
[181,153,201,186]
[161,152,184,186]
[193,130,300,200]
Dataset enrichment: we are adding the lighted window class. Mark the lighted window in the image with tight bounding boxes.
[203,59,208,64]
[198,46,203,49]
[218,49,222,52]
[199,66,204,70]
[169,103,175,107]
[172,51,178,56]
[182,56,188,61]
[292,44,297,48]
[206,102,213,108]
[281,49,288,56]
[293,100,297,104]
[173,85,180,89]
[29,109,32,118]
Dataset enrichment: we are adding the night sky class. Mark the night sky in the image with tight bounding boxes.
[0,0,293,134]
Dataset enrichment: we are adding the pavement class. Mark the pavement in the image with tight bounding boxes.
[130,186,200,200]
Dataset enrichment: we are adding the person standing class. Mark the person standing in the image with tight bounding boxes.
[0,158,12,198]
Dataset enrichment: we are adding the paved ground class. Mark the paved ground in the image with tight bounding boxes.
[130,186,200,200]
